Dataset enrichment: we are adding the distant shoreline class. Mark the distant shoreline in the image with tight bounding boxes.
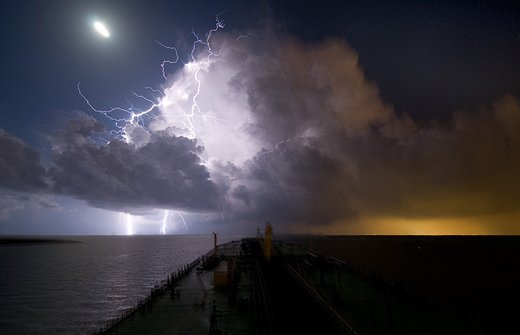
[0,238,80,246]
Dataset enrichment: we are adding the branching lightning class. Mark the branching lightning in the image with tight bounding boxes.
[160,210,170,235]
[78,15,225,140]
[155,41,179,81]
[177,212,189,230]
[160,210,189,234]
[236,32,255,41]
[80,16,228,234]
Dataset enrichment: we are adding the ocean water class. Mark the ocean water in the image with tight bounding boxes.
[0,235,224,334]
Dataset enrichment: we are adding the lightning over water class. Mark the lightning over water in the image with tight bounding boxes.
[78,16,232,234]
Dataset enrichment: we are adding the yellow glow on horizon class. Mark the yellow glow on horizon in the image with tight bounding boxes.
[307,212,520,235]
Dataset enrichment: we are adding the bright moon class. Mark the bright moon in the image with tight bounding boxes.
[93,21,110,38]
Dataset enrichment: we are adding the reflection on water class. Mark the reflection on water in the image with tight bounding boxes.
[0,235,219,334]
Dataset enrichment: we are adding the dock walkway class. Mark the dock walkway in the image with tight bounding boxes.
[100,239,357,335]
[102,240,254,335]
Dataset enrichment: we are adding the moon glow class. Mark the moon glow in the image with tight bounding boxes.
[93,21,110,38]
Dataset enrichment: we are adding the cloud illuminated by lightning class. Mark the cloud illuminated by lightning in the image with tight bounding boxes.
[80,16,234,234]
[79,15,226,141]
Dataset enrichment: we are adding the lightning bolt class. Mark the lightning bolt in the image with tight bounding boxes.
[177,212,189,230]
[80,15,230,234]
[78,84,162,140]
[159,210,189,234]
[164,14,225,137]
[118,212,134,235]
[79,15,225,140]
[160,210,170,235]
[155,40,180,81]
[236,32,255,41]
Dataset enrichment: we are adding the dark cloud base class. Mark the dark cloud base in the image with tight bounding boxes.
[49,114,221,212]
[0,130,47,191]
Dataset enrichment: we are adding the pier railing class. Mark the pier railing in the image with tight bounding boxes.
[96,256,201,334]
[96,240,241,334]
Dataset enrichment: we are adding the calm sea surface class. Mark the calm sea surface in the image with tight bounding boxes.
[0,235,226,334]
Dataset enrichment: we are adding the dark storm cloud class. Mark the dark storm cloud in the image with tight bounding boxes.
[355,94,520,220]
[224,37,399,224]
[0,191,60,220]
[392,95,520,218]
[232,140,355,225]
[240,38,393,146]
[0,130,47,191]
[0,131,57,220]
[224,37,520,227]
[48,114,221,212]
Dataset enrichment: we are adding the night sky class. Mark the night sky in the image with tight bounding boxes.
[1,0,519,235]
